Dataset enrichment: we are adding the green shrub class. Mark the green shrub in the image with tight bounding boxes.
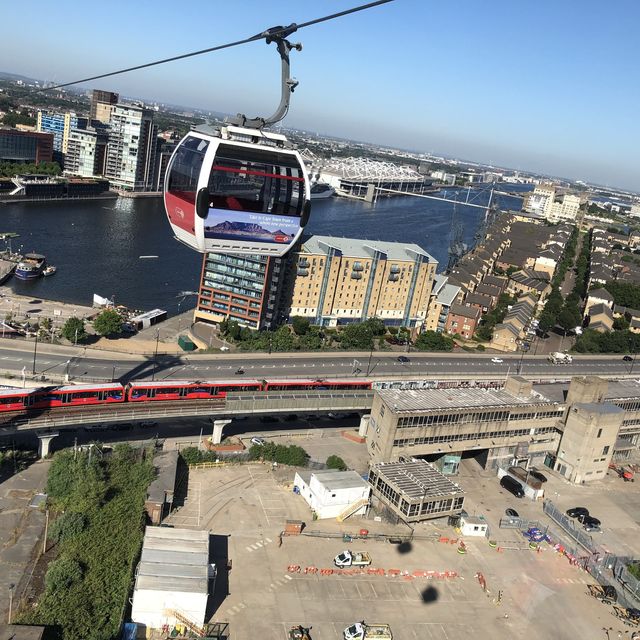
[49,512,88,544]
[326,455,347,471]
[249,442,309,467]
[45,556,84,593]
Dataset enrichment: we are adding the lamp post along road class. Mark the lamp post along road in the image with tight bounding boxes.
[31,333,39,375]
[152,329,160,381]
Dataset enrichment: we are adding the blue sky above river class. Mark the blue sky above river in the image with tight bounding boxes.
[3,0,639,191]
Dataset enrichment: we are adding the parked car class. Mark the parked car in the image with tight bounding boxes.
[500,475,524,498]
[259,416,278,423]
[250,437,265,446]
[491,357,503,364]
[505,508,520,518]
[566,507,589,518]
[578,515,601,526]
[397,355,410,363]
[283,414,298,422]
[623,355,633,362]
[328,412,348,420]
[584,523,603,534]
[529,468,548,483]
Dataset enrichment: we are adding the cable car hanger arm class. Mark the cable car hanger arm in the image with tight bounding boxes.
[226,24,301,130]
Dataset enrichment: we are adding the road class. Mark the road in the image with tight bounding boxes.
[0,340,638,383]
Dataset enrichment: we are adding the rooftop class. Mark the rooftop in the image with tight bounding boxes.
[301,235,436,264]
[376,386,553,414]
[306,469,369,491]
[135,527,210,594]
[371,460,464,500]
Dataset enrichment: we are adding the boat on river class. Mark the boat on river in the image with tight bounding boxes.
[15,253,46,280]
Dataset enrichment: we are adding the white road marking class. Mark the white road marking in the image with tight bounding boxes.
[284,575,292,581]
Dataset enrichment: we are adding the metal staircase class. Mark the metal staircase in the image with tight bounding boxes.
[336,498,369,522]
[164,608,206,637]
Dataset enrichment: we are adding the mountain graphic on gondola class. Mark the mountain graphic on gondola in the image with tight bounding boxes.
[205,219,292,243]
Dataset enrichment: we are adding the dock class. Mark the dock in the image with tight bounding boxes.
[0,259,16,285]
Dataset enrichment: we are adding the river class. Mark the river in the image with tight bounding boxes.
[0,183,530,314]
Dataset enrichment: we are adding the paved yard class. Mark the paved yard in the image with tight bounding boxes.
[167,461,632,640]
[0,459,50,620]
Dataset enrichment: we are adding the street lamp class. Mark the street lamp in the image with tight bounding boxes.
[31,332,38,375]
[8,583,14,624]
[64,359,71,383]
[151,329,160,381]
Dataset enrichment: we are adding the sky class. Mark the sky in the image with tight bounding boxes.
[2,0,639,191]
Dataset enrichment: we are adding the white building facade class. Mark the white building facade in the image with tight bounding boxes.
[293,469,370,520]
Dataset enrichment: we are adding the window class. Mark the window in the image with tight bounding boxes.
[597,428,602,438]
[602,446,610,455]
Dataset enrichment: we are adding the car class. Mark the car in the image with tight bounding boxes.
[500,475,524,498]
[235,368,245,375]
[397,355,410,363]
[566,507,589,518]
[529,468,548,483]
[113,423,133,431]
[328,412,348,420]
[139,420,158,428]
[505,508,520,518]
[491,357,503,364]
[578,514,601,526]
[623,355,633,362]
[259,416,279,423]
[283,414,298,422]
[250,437,265,446]
[584,523,603,534]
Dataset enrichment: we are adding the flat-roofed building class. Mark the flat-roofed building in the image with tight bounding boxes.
[293,469,370,520]
[194,252,288,330]
[366,376,564,470]
[368,459,464,523]
[131,526,214,632]
[287,235,437,328]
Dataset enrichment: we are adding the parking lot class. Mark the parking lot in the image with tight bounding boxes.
[165,453,640,640]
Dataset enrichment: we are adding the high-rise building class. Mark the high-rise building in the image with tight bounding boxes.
[105,104,158,191]
[286,236,437,328]
[36,111,88,163]
[64,128,109,177]
[194,253,288,330]
[0,130,53,164]
[90,89,118,123]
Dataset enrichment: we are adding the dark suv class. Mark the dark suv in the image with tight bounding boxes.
[566,507,589,518]
[500,475,525,498]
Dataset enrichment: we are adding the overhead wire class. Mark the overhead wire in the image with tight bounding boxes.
[31,0,395,93]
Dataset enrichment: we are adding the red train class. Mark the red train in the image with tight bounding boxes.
[0,378,372,413]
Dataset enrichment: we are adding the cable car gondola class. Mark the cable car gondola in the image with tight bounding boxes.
[164,25,311,257]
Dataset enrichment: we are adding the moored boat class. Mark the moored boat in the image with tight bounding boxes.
[14,253,46,280]
[43,265,57,276]
[310,182,335,200]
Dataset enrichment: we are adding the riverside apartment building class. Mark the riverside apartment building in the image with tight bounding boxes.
[286,235,438,328]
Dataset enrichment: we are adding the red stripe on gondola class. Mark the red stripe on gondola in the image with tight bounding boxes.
[212,165,304,182]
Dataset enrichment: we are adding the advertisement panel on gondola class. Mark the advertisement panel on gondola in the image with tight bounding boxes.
[204,209,298,247]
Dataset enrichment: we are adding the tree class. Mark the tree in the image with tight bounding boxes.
[61,317,87,344]
[92,309,122,337]
[326,455,347,471]
[614,316,630,331]
[414,330,454,351]
[557,307,579,334]
[291,316,310,336]
[364,317,386,336]
[271,325,295,352]
[537,309,557,335]
[339,323,374,350]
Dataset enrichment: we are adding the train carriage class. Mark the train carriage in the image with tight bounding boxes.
[262,379,373,392]
[127,379,263,402]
